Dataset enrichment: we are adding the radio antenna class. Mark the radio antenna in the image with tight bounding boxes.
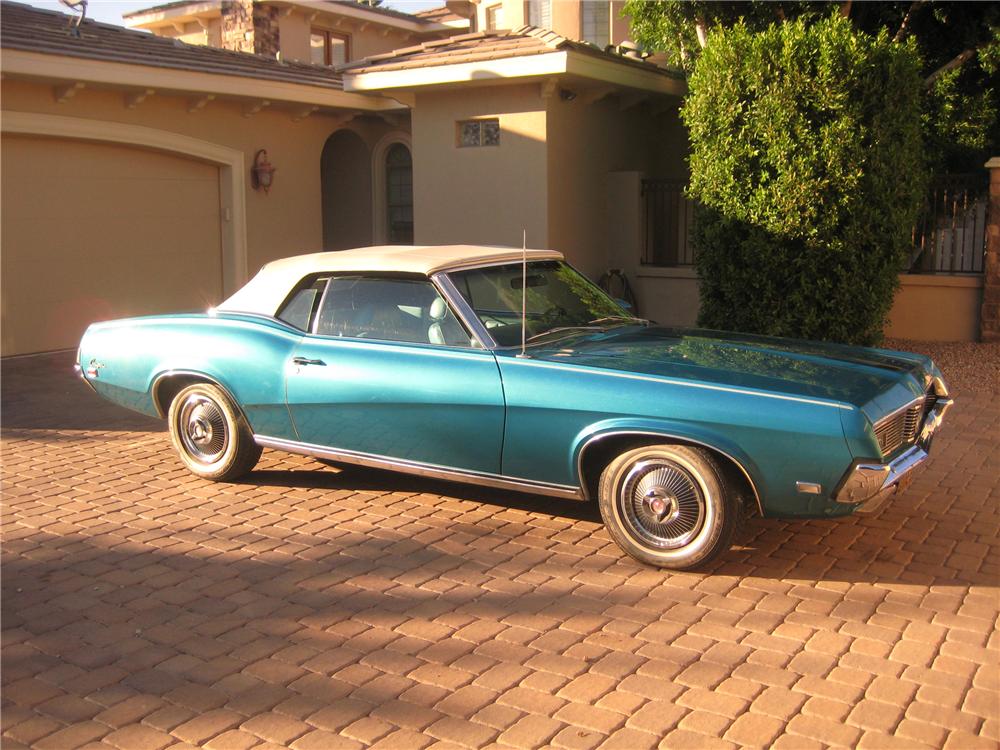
[517,229,529,359]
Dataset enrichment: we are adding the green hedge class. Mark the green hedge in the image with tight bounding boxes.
[682,15,925,346]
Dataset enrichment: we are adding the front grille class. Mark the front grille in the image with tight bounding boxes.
[874,400,923,456]
[922,393,938,421]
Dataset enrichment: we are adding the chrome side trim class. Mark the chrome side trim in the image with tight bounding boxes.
[310,277,333,336]
[150,370,244,420]
[254,434,585,501]
[503,358,853,410]
[576,430,765,517]
[431,272,496,350]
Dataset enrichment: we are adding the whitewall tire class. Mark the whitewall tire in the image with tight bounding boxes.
[168,383,261,481]
[598,444,738,570]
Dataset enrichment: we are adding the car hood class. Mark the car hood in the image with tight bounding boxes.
[526,326,931,411]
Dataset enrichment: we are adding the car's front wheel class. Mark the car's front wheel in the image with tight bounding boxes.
[168,383,261,481]
[598,444,737,570]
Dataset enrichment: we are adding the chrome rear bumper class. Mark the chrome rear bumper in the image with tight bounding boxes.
[73,361,98,394]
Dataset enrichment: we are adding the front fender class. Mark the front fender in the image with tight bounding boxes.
[569,417,766,511]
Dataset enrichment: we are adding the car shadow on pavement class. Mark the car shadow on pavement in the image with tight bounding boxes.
[3,350,996,590]
[238,466,604,525]
[2,351,164,433]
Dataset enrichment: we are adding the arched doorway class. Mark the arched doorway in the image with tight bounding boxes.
[385,143,413,244]
[321,129,372,251]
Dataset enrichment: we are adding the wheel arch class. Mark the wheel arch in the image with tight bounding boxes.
[151,370,247,423]
[574,425,765,517]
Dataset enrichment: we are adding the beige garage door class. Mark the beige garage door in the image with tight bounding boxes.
[1,135,223,356]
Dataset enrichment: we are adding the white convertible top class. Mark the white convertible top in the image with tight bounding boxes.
[217,244,564,316]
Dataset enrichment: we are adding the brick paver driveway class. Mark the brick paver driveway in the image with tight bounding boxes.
[2,352,997,750]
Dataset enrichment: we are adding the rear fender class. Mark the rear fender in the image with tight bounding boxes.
[149,369,244,420]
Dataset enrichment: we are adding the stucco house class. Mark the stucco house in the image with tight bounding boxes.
[1,0,978,358]
[0,0,689,357]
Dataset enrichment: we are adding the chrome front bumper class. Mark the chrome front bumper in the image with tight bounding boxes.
[834,395,953,513]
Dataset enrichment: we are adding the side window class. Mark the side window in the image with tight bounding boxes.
[314,276,474,348]
[277,276,329,330]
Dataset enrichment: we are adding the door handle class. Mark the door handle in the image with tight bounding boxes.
[292,357,326,366]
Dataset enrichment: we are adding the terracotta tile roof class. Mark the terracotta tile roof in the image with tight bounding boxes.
[413,5,468,23]
[0,1,344,90]
[339,26,673,77]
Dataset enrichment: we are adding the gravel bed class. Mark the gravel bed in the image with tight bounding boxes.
[884,337,1000,396]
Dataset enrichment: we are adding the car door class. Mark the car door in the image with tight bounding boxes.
[284,274,505,475]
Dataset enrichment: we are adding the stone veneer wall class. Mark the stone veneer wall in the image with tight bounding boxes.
[220,0,279,58]
[251,2,280,58]
[220,0,253,54]
[982,157,1000,342]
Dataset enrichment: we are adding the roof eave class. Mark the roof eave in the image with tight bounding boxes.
[343,50,569,91]
[123,1,221,26]
[342,48,685,97]
[126,0,457,33]
[1,48,406,110]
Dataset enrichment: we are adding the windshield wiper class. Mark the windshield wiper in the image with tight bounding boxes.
[525,325,603,343]
[525,316,648,344]
[588,315,649,326]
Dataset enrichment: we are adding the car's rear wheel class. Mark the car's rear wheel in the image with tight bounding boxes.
[168,383,261,481]
[598,444,737,570]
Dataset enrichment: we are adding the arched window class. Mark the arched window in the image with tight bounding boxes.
[385,143,413,245]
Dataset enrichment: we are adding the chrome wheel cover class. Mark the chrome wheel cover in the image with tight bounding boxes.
[618,459,706,549]
[177,394,228,464]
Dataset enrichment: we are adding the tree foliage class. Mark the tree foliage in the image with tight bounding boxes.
[682,16,925,345]
[623,0,1000,173]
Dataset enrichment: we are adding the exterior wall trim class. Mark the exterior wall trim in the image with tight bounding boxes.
[344,51,570,91]
[636,265,698,280]
[371,131,413,245]
[1,110,248,295]
[1,49,403,111]
[344,50,686,97]
[898,273,984,289]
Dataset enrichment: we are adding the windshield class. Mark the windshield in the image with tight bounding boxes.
[445,260,639,347]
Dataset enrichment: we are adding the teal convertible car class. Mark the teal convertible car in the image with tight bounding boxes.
[77,245,952,569]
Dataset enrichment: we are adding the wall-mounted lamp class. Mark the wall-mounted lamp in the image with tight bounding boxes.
[251,149,276,193]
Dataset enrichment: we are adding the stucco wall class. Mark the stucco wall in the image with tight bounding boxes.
[276,12,419,65]
[477,0,631,44]
[635,270,983,342]
[885,274,984,342]
[410,84,548,250]
[634,268,700,327]
[476,0,524,32]
[1,79,400,278]
[546,96,686,278]
[604,172,984,338]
